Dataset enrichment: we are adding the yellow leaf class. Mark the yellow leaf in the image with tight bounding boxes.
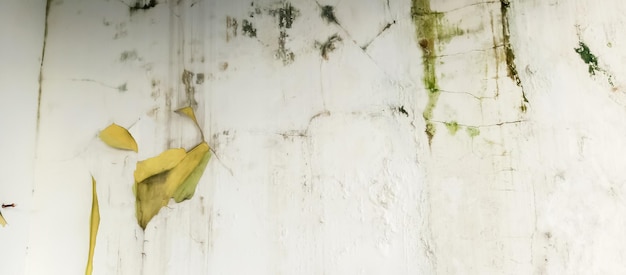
[135,172,170,229]
[99,123,138,152]
[86,177,100,275]
[175,106,205,139]
[0,212,7,227]
[134,142,210,229]
[134,148,186,183]
[175,106,199,126]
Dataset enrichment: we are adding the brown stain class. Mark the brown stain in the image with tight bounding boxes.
[219,62,228,71]
[181,70,197,107]
[226,16,237,42]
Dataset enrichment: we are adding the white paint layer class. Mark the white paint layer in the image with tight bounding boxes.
[3,0,626,274]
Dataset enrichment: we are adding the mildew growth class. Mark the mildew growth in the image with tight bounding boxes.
[321,5,338,24]
[466,126,480,138]
[242,19,257,37]
[182,70,198,107]
[269,2,299,29]
[276,31,295,64]
[316,34,342,60]
[129,0,157,14]
[411,0,442,147]
[444,121,459,135]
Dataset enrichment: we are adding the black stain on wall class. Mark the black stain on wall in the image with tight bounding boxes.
[320,5,338,24]
[242,19,257,37]
[269,2,299,29]
[276,31,295,64]
[130,0,157,13]
[316,34,342,60]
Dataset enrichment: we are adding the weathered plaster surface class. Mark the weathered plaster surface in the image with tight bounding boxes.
[3,0,626,274]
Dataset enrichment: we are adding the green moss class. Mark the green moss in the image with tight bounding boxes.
[444,121,459,135]
[574,42,599,75]
[466,126,480,138]
[574,40,615,87]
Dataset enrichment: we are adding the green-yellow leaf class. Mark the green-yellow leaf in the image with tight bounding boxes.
[134,148,186,183]
[99,123,138,152]
[173,144,211,203]
[86,177,100,275]
[134,142,211,229]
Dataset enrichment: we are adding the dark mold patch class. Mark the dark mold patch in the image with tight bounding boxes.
[269,2,299,29]
[320,5,338,24]
[120,50,139,62]
[397,106,409,117]
[242,19,257,37]
[196,73,205,85]
[117,83,128,92]
[316,34,342,60]
[276,31,295,65]
[130,0,157,13]
[249,2,262,18]
[500,0,529,111]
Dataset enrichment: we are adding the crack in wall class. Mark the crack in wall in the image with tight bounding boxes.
[34,0,52,181]
[500,0,529,111]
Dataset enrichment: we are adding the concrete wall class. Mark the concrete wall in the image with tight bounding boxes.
[2,0,626,274]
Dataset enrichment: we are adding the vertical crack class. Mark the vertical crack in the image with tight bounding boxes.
[36,0,51,152]
[500,0,529,111]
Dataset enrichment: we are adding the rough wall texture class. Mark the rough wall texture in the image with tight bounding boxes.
[2,0,626,274]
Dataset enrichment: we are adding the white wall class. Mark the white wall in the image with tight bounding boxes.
[3,0,626,274]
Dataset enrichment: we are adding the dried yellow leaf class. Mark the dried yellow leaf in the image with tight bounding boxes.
[0,212,6,227]
[175,106,199,126]
[135,142,210,229]
[86,177,100,275]
[99,123,138,152]
[134,148,186,183]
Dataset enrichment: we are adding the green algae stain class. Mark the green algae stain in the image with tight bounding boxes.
[412,0,468,147]
[444,121,459,135]
[466,126,480,138]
